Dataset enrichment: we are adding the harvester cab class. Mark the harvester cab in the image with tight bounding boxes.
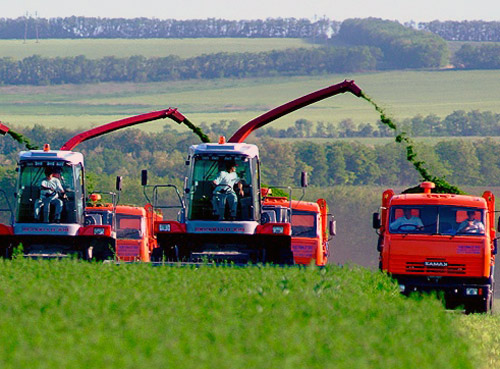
[146,140,294,264]
[185,142,261,222]
[0,145,117,260]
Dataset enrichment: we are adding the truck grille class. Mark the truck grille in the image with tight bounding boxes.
[405,258,466,275]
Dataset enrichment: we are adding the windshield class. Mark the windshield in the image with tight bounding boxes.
[292,210,318,238]
[389,205,485,235]
[116,214,144,240]
[16,162,79,223]
[188,155,254,221]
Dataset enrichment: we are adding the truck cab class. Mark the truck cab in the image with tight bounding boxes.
[86,203,161,262]
[373,182,496,313]
[263,197,333,266]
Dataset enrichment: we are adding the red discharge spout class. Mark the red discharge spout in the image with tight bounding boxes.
[0,122,10,135]
[228,80,363,143]
[60,108,186,151]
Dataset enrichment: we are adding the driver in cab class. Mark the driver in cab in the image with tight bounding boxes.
[390,208,424,232]
[212,161,244,220]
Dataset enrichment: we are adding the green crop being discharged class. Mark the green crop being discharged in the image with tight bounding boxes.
[360,92,462,194]
[6,130,38,150]
[181,117,210,143]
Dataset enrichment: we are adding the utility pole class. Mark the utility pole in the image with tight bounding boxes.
[24,12,29,44]
[35,11,39,43]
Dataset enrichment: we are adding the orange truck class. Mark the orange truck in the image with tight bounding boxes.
[263,196,333,266]
[373,182,497,313]
[86,203,161,262]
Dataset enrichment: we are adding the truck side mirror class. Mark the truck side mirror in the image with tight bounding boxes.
[141,170,148,186]
[301,171,308,188]
[329,219,336,236]
[493,239,498,256]
[497,217,500,232]
[115,176,122,192]
[373,212,381,229]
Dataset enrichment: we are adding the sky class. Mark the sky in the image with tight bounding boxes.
[3,0,500,22]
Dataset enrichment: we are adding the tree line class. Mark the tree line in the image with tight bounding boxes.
[0,16,339,39]
[256,110,500,138]
[7,16,500,43]
[420,20,500,42]
[334,18,449,69]
[453,43,500,69]
[0,47,381,85]
[0,124,498,193]
[0,18,453,86]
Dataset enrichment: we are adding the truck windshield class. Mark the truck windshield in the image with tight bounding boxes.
[292,210,318,238]
[188,155,254,221]
[389,205,485,235]
[116,214,144,240]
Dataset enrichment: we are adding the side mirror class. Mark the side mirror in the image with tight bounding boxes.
[493,239,498,256]
[497,217,500,232]
[301,171,308,188]
[329,219,336,236]
[141,170,148,186]
[115,176,122,192]
[372,212,381,229]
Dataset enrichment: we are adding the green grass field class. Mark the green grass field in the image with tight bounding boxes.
[0,259,476,369]
[0,38,317,59]
[2,69,500,134]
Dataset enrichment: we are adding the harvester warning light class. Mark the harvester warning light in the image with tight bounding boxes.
[218,136,226,144]
[43,144,50,152]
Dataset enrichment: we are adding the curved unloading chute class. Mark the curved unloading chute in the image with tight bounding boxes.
[228,80,362,143]
[60,108,197,151]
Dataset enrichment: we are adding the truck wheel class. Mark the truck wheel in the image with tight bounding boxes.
[465,292,492,314]
[151,247,165,262]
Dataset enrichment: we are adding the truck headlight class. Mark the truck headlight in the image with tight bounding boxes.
[466,288,478,296]
[159,223,171,232]
[94,227,105,235]
[273,226,284,234]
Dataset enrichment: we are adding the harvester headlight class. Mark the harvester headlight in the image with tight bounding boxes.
[466,288,478,296]
[273,226,284,234]
[94,227,105,236]
[159,223,171,232]
[399,284,406,293]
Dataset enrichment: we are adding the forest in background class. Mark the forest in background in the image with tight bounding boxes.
[0,18,451,86]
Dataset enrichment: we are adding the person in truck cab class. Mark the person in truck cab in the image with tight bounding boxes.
[212,161,244,220]
[389,208,424,232]
[34,168,67,223]
[457,210,485,234]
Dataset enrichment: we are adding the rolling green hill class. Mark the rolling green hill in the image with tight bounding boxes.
[0,38,317,59]
[2,70,500,133]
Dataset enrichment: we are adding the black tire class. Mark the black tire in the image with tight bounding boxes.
[151,247,165,262]
[465,290,492,314]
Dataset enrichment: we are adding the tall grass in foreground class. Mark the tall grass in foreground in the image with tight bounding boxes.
[457,313,500,369]
[0,260,472,369]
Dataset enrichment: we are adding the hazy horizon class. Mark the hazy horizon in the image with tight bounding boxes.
[7,0,500,23]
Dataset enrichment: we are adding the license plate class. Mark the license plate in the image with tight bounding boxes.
[424,261,448,267]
